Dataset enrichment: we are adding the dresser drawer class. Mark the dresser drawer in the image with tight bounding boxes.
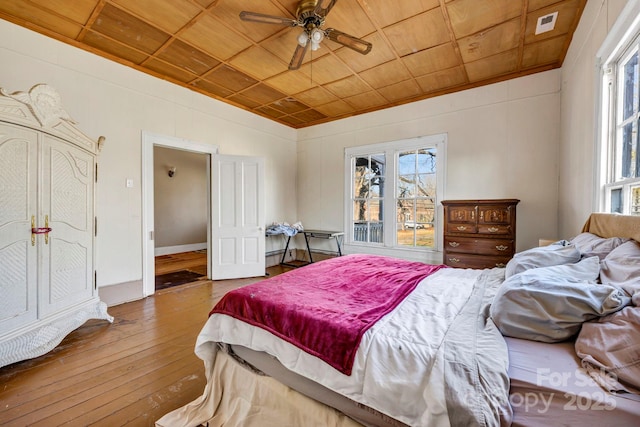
[477,224,513,236]
[444,237,514,256]
[446,223,478,234]
[443,253,511,269]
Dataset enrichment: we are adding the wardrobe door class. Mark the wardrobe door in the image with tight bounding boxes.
[0,123,38,333]
[39,135,95,318]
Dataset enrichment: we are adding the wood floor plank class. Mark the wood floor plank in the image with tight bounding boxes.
[0,260,283,427]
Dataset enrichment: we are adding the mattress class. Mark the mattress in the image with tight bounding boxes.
[506,337,640,426]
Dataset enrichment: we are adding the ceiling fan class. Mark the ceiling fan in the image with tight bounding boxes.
[239,0,373,70]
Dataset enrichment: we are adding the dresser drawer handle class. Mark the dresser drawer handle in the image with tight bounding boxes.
[456,226,467,231]
[487,227,499,233]
[448,242,460,247]
[495,263,506,268]
[495,245,508,251]
[448,258,461,263]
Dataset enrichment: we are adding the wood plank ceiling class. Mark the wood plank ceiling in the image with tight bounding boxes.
[0,0,586,128]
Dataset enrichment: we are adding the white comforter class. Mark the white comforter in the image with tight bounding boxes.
[174,267,512,427]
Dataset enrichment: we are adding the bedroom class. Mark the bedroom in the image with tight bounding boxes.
[0,0,639,425]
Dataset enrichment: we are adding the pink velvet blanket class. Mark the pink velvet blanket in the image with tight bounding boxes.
[210,254,445,375]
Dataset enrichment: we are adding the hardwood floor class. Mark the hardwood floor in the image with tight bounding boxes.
[155,251,208,276]
[0,259,292,426]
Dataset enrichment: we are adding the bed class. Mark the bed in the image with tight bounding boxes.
[156,213,640,427]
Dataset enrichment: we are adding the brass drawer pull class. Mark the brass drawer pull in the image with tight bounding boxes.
[495,245,508,251]
[448,242,460,247]
[448,258,461,263]
[487,227,499,232]
[495,263,506,268]
[456,226,467,231]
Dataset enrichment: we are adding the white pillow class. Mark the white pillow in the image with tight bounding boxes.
[491,257,630,342]
[600,240,640,304]
[570,232,629,260]
[505,242,580,278]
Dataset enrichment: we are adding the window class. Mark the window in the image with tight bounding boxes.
[345,135,446,256]
[599,2,640,215]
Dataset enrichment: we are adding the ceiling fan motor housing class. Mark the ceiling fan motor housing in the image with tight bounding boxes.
[297,0,321,22]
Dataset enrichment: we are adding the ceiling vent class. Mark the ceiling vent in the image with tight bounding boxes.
[535,12,558,35]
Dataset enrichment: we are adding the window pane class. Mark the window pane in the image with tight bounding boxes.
[611,188,623,213]
[398,174,416,197]
[632,186,640,215]
[370,222,383,243]
[416,199,435,226]
[398,199,416,224]
[417,173,436,198]
[371,154,385,177]
[398,151,416,173]
[417,148,437,173]
[369,199,382,221]
[395,147,437,249]
[623,52,639,120]
[353,200,367,221]
[622,122,635,178]
[370,177,384,197]
[353,221,367,242]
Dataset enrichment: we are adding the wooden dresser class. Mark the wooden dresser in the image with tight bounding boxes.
[441,199,519,269]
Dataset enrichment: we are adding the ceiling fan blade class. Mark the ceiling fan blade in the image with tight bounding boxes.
[289,43,310,70]
[325,29,372,55]
[239,11,297,26]
[314,0,338,17]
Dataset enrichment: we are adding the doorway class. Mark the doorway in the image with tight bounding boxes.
[153,145,209,291]
[141,131,218,297]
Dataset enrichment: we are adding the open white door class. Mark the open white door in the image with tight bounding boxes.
[211,155,265,280]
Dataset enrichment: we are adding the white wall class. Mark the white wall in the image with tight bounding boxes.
[153,146,208,251]
[0,19,297,289]
[297,71,562,257]
[559,0,629,237]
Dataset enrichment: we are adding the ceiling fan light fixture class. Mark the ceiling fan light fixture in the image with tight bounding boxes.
[297,30,309,47]
[310,28,324,51]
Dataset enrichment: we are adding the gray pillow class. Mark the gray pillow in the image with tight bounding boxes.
[505,241,580,278]
[570,232,629,260]
[491,257,631,342]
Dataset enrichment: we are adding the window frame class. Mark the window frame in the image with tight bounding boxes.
[343,134,446,262]
[597,0,640,215]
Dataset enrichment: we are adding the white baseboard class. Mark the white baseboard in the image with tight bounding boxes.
[99,280,144,306]
[155,242,207,256]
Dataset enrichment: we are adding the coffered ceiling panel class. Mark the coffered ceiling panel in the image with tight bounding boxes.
[0,0,587,128]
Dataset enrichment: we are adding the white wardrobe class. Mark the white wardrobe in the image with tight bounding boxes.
[0,84,112,368]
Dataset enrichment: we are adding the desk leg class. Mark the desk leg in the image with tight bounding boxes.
[281,235,292,264]
[335,235,343,256]
[304,233,313,263]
